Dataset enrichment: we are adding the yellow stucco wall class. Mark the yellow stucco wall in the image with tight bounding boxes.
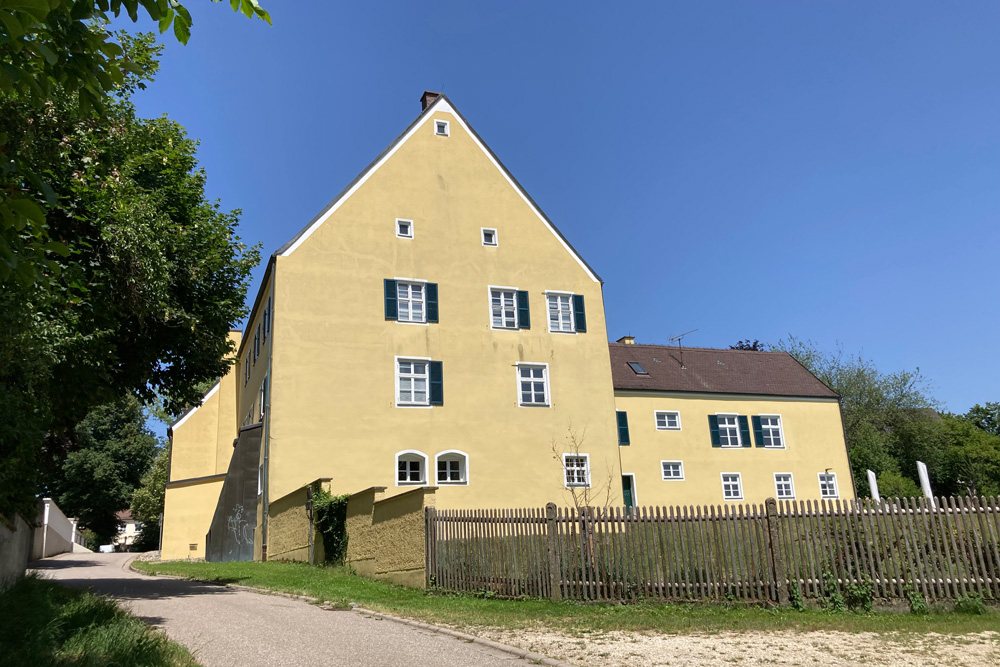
[266,102,622,510]
[161,479,224,560]
[344,486,386,576]
[614,391,854,506]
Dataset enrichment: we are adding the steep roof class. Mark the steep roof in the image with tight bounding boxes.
[609,343,838,399]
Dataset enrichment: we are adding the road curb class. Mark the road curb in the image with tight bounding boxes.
[128,560,576,667]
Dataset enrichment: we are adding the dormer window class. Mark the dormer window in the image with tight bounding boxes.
[482,228,497,246]
[434,120,450,136]
[396,219,413,239]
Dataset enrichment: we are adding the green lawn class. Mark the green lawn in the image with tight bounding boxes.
[131,560,997,635]
[0,574,199,667]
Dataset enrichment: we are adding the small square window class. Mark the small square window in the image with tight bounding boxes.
[435,120,450,136]
[661,461,684,480]
[722,473,743,501]
[396,219,413,239]
[655,411,681,430]
[819,472,839,499]
[774,473,795,500]
[563,454,590,487]
[482,228,497,246]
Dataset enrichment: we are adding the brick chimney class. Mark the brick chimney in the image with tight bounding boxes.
[420,91,441,111]
[617,336,635,345]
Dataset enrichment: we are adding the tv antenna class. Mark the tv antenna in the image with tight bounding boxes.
[668,328,698,369]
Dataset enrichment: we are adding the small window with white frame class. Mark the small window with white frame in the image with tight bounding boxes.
[435,450,468,485]
[396,218,413,239]
[718,414,742,447]
[396,359,429,406]
[818,472,839,499]
[774,473,795,500]
[759,415,785,448]
[661,461,684,480]
[396,451,427,485]
[434,119,449,136]
[721,472,743,500]
[655,411,681,430]
[490,287,517,329]
[258,378,267,422]
[257,464,263,496]
[481,228,498,246]
[396,281,425,323]
[546,292,575,333]
[517,363,549,407]
[563,454,590,487]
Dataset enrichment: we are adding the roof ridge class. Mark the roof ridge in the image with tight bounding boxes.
[610,342,787,354]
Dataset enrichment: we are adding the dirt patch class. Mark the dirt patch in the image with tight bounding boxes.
[470,628,1000,666]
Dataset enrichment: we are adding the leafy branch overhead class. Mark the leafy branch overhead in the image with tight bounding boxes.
[0,0,270,284]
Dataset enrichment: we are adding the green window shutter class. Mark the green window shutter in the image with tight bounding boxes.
[616,411,630,445]
[752,416,764,448]
[572,294,587,333]
[738,415,752,448]
[429,361,443,406]
[384,279,397,320]
[708,415,721,447]
[516,290,530,329]
[426,283,439,323]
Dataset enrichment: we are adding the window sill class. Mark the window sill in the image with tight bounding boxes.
[518,403,550,408]
[396,403,432,409]
[723,497,744,502]
[396,320,429,326]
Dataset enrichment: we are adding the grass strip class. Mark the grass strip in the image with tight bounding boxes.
[132,560,998,635]
[0,574,199,667]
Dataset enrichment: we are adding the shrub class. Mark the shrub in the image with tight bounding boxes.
[954,593,988,615]
[312,487,349,564]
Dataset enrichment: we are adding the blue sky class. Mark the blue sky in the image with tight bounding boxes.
[129,1,998,428]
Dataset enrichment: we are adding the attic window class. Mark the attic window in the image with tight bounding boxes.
[435,120,450,136]
[627,362,648,375]
[482,228,497,246]
[396,219,413,239]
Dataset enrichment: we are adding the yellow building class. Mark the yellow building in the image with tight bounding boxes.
[610,338,854,507]
[162,92,853,561]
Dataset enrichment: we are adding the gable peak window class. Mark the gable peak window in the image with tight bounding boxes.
[396,219,413,239]
[482,228,497,246]
[434,120,450,136]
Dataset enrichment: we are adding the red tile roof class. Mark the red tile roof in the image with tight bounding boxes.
[609,343,838,399]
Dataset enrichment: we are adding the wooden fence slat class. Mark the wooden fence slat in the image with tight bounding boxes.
[960,496,988,596]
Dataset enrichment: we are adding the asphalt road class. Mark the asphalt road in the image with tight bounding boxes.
[31,553,540,667]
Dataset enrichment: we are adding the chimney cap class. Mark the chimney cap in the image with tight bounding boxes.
[420,91,442,111]
[617,336,636,345]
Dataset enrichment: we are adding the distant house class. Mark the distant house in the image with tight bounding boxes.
[113,510,141,550]
[160,91,854,562]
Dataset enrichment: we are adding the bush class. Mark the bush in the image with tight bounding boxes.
[954,594,988,615]
[312,487,349,564]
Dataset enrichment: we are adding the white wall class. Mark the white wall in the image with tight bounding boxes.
[30,498,76,560]
[1,513,32,590]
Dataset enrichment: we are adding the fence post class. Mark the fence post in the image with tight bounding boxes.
[764,498,788,606]
[425,506,436,588]
[546,502,561,601]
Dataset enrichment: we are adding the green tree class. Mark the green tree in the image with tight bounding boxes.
[729,339,768,351]
[963,402,1000,437]
[48,396,158,544]
[0,32,259,519]
[1,0,270,284]
[130,445,169,550]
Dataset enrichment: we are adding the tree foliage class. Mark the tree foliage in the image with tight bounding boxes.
[47,396,158,544]
[729,339,767,351]
[130,444,169,550]
[963,402,1000,437]
[776,336,1000,498]
[1,0,270,284]
[0,32,259,518]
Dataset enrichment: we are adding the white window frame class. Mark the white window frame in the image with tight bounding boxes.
[257,464,263,497]
[654,410,682,431]
[721,472,744,501]
[516,362,550,407]
[774,472,795,500]
[395,450,428,486]
[488,285,519,330]
[818,472,839,499]
[563,453,591,488]
[481,227,498,247]
[258,378,267,422]
[395,356,432,408]
[394,278,428,325]
[545,290,576,334]
[395,218,414,239]
[716,413,742,448]
[434,450,469,486]
[661,460,685,481]
[758,414,786,449]
[434,119,450,136]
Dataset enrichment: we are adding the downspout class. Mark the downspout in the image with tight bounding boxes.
[261,272,275,560]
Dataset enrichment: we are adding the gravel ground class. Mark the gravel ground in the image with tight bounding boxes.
[471,627,1000,666]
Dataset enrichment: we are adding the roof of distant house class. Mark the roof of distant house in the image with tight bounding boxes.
[116,510,135,522]
[609,343,839,399]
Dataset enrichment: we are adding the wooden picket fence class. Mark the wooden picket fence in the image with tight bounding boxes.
[424,496,1000,603]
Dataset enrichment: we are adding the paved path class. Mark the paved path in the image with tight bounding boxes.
[31,553,538,667]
